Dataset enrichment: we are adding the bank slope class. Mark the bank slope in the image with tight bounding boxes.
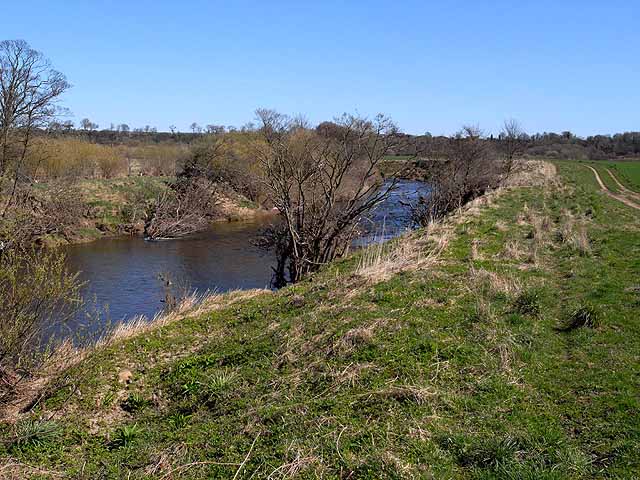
[2,161,639,479]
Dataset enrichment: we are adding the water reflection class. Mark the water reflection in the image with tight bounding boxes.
[60,179,428,341]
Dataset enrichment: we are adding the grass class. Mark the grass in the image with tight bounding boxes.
[1,160,639,478]
[580,160,640,193]
[607,161,640,192]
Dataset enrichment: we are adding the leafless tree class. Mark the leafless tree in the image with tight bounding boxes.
[499,118,528,177]
[206,124,226,134]
[255,109,406,286]
[190,122,202,134]
[0,42,81,400]
[143,179,221,239]
[413,125,504,224]
[0,40,70,212]
[80,118,98,131]
[144,137,228,239]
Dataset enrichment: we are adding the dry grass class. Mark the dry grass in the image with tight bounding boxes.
[504,159,558,188]
[0,459,64,479]
[503,240,527,261]
[557,211,592,256]
[355,223,450,284]
[469,267,522,298]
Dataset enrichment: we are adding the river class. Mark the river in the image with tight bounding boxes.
[58,179,428,342]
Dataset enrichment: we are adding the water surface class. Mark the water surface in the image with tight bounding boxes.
[60,179,428,341]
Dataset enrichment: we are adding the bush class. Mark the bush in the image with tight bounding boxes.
[0,248,83,400]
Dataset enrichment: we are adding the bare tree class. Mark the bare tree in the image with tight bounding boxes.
[256,110,405,286]
[190,122,202,134]
[80,118,98,131]
[499,118,528,177]
[206,124,225,134]
[144,137,228,239]
[0,41,81,402]
[412,125,504,224]
[0,40,70,211]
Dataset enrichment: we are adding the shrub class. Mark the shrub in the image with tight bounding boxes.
[0,249,83,401]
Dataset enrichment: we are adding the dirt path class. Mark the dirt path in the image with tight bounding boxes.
[605,168,640,202]
[586,166,640,211]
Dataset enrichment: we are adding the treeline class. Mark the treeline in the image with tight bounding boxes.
[46,123,640,165]
[525,131,640,159]
[395,130,640,160]
[43,120,257,145]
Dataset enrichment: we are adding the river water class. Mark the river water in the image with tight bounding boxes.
[59,179,428,341]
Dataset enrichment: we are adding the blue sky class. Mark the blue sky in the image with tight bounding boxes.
[2,1,638,135]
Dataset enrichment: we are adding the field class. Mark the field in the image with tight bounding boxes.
[582,160,640,193]
[1,160,639,478]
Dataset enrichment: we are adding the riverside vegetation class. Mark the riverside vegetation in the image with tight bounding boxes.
[1,39,639,478]
[1,159,638,478]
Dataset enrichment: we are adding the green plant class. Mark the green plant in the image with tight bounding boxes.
[11,419,61,450]
[120,393,150,412]
[102,390,115,408]
[110,424,140,448]
[206,369,237,394]
[167,412,192,430]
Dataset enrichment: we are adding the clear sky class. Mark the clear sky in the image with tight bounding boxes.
[2,0,638,136]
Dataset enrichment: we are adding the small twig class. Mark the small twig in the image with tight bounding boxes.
[233,432,261,480]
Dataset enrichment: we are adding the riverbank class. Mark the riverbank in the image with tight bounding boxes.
[2,160,639,478]
[38,176,268,246]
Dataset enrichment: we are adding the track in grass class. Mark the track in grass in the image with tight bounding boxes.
[586,165,640,211]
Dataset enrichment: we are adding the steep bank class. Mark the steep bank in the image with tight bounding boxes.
[2,160,639,478]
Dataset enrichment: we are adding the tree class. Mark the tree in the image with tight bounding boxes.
[413,125,504,224]
[0,41,81,401]
[256,110,404,286]
[0,39,70,211]
[80,118,98,131]
[206,124,225,134]
[499,118,527,176]
[190,122,202,134]
[118,123,130,133]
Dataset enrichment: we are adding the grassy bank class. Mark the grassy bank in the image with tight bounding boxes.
[36,176,265,245]
[1,161,638,478]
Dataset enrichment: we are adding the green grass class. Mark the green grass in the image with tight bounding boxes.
[606,161,640,192]
[577,160,640,193]
[2,161,639,478]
